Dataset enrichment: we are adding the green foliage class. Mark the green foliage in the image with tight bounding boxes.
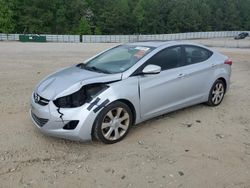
[94,27,102,35]
[0,0,249,34]
[96,0,132,34]
[133,0,145,33]
[78,17,92,35]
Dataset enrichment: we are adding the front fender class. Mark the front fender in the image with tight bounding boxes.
[87,77,141,124]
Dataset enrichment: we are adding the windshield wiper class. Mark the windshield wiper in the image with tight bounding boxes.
[77,63,110,74]
[85,66,110,74]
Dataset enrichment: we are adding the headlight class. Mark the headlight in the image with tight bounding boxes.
[53,84,108,108]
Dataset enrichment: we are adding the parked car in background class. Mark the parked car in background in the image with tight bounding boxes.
[234,32,249,40]
[30,41,232,144]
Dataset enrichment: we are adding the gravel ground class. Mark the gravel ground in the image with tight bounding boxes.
[0,42,250,188]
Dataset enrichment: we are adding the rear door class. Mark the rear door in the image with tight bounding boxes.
[179,45,215,102]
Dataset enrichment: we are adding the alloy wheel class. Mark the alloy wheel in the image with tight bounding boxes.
[101,107,130,141]
[211,82,225,105]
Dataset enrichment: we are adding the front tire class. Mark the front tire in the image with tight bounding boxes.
[206,79,226,106]
[93,101,133,144]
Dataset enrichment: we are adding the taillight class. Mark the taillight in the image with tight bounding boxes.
[224,59,232,66]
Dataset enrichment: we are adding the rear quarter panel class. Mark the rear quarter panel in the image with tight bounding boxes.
[208,51,231,94]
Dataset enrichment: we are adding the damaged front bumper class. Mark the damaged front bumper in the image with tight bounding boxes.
[30,92,97,141]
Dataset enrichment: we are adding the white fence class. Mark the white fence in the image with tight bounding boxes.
[0,33,80,42]
[0,31,249,48]
[0,34,19,41]
[45,34,80,43]
[82,31,246,43]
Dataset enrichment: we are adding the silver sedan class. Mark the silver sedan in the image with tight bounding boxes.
[30,41,232,144]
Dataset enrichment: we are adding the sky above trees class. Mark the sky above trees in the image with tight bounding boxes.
[0,0,250,34]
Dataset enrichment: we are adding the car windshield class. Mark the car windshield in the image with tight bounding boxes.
[82,45,154,74]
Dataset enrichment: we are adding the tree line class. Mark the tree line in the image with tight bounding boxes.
[0,0,250,35]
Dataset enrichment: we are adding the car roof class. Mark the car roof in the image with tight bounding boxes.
[126,40,213,51]
[127,41,178,48]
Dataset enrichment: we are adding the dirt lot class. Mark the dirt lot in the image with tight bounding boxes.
[0,42,250,188]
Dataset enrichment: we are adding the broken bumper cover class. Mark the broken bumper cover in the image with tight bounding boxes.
[30,94,97,141]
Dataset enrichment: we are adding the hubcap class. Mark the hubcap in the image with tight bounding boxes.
[101,107,130,141]
[212,83,224,105]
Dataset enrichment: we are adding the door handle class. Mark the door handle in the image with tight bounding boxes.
[178,73,185,78]
[211,64,216,67]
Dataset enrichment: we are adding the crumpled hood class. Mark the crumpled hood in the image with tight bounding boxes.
[35,66,122,100]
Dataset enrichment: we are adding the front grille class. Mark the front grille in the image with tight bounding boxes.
[31,112,49,127]
[33,93,50,106]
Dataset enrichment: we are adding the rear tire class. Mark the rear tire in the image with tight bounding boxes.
[93,101,133,144]
[206,79,226,106]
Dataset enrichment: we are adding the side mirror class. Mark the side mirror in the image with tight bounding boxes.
[142,64,161,74]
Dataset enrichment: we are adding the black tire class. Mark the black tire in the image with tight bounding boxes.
[93,101,133,144]
[206,79,226,106]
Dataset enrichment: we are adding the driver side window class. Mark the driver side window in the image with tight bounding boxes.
[146,46,182,71]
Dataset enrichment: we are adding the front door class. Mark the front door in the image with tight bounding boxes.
[139,46,187,119]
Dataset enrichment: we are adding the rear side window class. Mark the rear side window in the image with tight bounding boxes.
[146,46,182,71]
[184,46,213,65]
